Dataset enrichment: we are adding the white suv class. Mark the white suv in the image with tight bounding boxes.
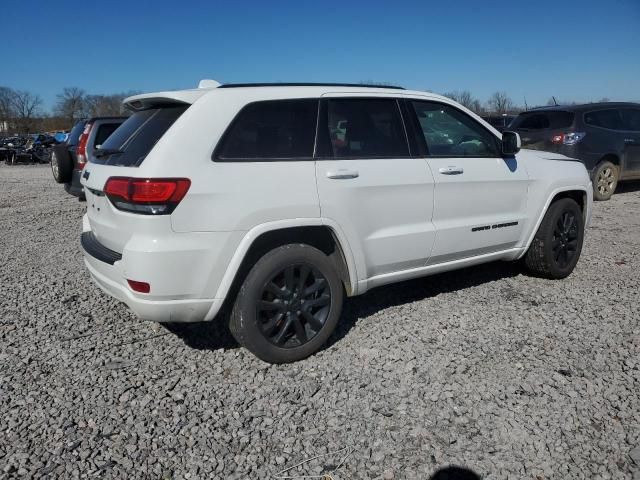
[81,81,593,363]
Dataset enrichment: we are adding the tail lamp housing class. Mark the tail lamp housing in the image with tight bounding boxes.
[76,122,93,169]
[551,132,586,145]
[104,177,191,215]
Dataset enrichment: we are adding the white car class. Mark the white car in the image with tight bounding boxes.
[80,81,592,363]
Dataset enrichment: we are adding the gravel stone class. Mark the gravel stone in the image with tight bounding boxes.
[0,164,639,479]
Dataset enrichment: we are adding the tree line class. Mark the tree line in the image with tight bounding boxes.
[1,84,615,135]
[0,86,137,135]
[442,90,518,115]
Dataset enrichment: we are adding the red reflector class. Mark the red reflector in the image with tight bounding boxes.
[127,279,150,293]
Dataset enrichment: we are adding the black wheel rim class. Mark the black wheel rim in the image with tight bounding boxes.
[256,263,331,348]
[552,210,579,269]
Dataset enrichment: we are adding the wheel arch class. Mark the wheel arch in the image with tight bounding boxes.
[599,153,620,167]
[521,185,590,255]
[204,219,358,321]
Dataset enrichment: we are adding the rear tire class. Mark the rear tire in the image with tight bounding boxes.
[592,161,618,201]
[229,244,344,363]
[51,146,72,184]
[523,198,584,279]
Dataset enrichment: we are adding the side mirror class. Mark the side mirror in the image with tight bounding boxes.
[502,131,521,155]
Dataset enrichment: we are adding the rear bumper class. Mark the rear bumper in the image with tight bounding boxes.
[81,228,218,323]
[64,169,85,198]
[84,257,214,322]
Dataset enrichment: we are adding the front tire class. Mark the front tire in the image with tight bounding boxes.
[593,161,618,201]
[229,244,344,363]
[523,198,584,279]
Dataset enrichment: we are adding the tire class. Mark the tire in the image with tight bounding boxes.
[51,145,72,184]
[524,198,584,279]
[229,244,344,363]
[592,161,618,201]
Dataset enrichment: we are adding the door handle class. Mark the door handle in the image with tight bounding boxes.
[326,169,359,179]
[438,166,464,175]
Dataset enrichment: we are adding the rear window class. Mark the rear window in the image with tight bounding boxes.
[584,109,623,130]
[93,106,187,166]
[215,99,318,161]
[510,111,574,130]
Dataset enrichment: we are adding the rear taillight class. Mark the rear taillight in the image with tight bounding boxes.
[551,132,586,145]
[104,177,191,215]
[76,122,93,169]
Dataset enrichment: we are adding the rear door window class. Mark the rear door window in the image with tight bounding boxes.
[621,109,640,131]
[93,106,187,166]
[214,99,318,161]
[317,98,409,158]
[584,109,623,130]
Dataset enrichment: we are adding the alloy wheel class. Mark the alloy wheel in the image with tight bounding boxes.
[256,263,331,348]
[597,167,615,196]
[51,152,59,179]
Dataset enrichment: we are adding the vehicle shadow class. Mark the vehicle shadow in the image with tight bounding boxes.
[326,260,521,348]
[429,466,482,479]
[166,260,521,354]
[617,179,640,194]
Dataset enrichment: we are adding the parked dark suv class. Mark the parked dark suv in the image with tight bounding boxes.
[51,117,126,199]
[482,114,516,133]
[509,103,640,200]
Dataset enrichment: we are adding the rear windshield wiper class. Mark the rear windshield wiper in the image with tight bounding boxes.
[94,148,124,158]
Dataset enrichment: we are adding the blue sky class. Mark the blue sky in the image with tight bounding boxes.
[4,0,639,110]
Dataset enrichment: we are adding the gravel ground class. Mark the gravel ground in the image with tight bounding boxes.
[1,164,639,480]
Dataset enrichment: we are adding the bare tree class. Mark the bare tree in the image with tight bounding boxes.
[55,87,87,124]
[442,90,483,113]
[11,90,43,133]
[487,91,514,114]
[85,94,128,116]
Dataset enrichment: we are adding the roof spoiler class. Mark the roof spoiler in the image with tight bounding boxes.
[198,79,221,89]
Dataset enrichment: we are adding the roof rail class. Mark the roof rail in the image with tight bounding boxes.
[218,82,405,90]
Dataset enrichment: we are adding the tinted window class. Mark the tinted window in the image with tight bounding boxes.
[412,101,499,157]
[621,109,640,131]
[510,111,574,131]
[94,106,187,166]
[510,113,549,130]
[322,99,409,158]
[216,99,317,160]
[584,109,623,130]
[94,123,120,147]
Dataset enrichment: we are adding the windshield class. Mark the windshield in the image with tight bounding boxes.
[92,105,188,166]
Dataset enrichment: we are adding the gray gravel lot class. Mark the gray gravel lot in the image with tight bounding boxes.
[1,164,639,479]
